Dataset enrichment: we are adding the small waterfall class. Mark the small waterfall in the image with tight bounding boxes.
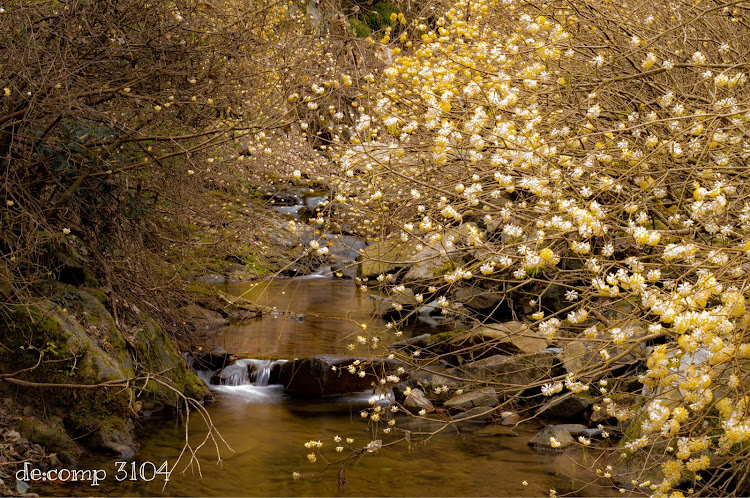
[246,359,286,386]
[195,358,287,387]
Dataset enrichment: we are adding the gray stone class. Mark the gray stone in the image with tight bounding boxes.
[444,387,499,412]
[388,334,431,351]
[412,351,557,401]
[403,388,434,414]
[451,406,496,423]
[375,287,418,317]
[418,301,440,315]
[551,423,589,436]
[448,322,548,361]
[402,247,455,282]
[454,287,503,312]
[579,428,605,438]
[16,480,30,495]
[281,355,395,396]
[528,425,575,451]
[541,394,593,419]
[357,239,420,279]
[500,411,521,426]
[178,304,229,330]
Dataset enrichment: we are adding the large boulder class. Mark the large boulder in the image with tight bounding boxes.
[403,388,435,414]
[447,322,548,362]
[177,304,229,330]
[0,285,210,461]
[528,425,576,452]
[374,287,419,317]
[402,247,458,282]
[443,387,499,413]
[17,417,81,465]
[539,394,593,420]
[281,355,395,396]
[451,406,497,423]
[453,287,504,312]
[357,239,420,279]
[411,351,559,401]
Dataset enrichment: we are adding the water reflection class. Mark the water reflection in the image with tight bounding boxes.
[41,279,616,497]
[210,279,388,357]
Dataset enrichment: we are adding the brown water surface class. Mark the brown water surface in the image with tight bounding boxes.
[38,279,615,497]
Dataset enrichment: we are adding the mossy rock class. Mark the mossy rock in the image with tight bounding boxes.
[131,312,210,405]
[0,283,209,459]
[17,417,80,456]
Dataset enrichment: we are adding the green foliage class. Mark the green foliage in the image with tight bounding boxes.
[349,18,371,37]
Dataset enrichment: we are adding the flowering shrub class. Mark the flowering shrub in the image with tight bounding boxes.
[312,0,750,494]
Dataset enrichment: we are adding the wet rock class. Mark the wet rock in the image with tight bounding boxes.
[444,387,499,413]
[0,285,210,468]
[500,411,521,425]
[388,334,431,352]
[417,300,440,315]
[357,239,420,279]
[388,329,466,359]
[402,247,459,282]
[539,394,593,419]
[16,480,30,495]
[192,348,237,372]
[281,355,395,396]
[551,424,589,437]
[528,425,575,452]
[331,262,357,279]
[451,406,496,423]
[178,304,229,330]
[579,427,606,439]
[453,287,503,312]
[86,419,137,460]
[16,418,80,461]
[403,388,434,414]
[374,287,418,317]
[447,322,548,362]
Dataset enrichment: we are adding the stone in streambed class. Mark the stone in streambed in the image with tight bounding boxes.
[403,388,434,414]
[192,347,237,371]
[443,387,499,413]
[374,287,418,317]
[453,287,503,313]
[357,239,420,279]
[539,394,593,419]
[500,411,521,425]
[528,425,575,452]
[447,322,547,362]
[451,406,497,423]
[281,355,395,396]
[178,304,229,330]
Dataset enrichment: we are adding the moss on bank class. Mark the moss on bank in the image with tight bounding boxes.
[0,284,210,462]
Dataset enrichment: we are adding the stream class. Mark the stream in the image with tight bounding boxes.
[41,278,614,497]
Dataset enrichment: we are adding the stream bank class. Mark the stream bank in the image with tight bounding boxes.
[0,185,326,497]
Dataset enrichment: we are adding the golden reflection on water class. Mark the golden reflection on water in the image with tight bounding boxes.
[210,279,391,357]
[40,279,618,497]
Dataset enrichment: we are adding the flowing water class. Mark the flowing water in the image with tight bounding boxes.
[42,278,614,497]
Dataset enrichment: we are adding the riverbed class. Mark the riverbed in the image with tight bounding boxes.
[43,278,613,497]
